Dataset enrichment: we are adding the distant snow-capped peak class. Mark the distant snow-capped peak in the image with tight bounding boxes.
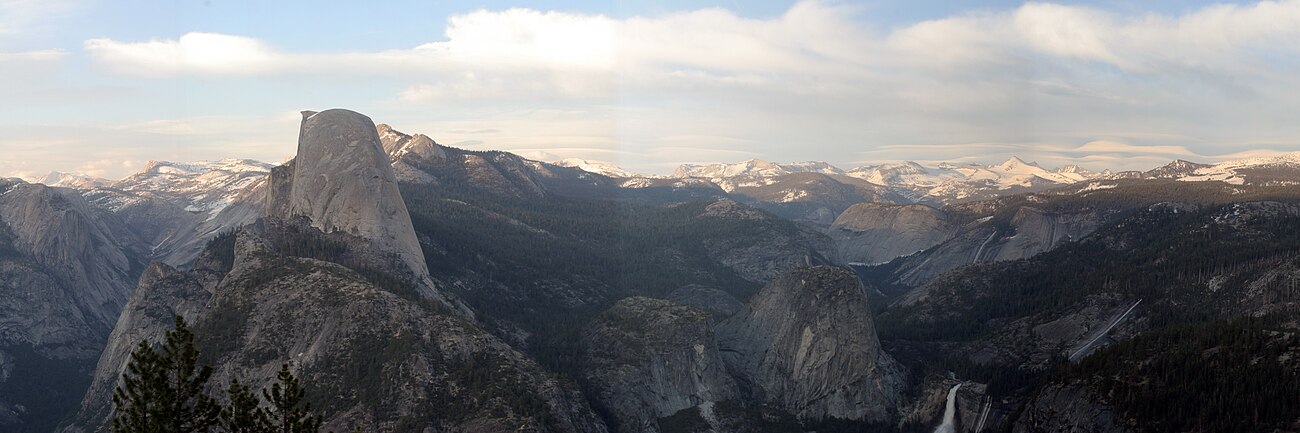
[136,159,273,177]
[1170,151,1300,186]
[849,157,1095,186]
[553,158,637,178]
[842,157,1107,203]
[32,171,112,189]
[669,159,845,191]
[90,158,274,215]
[672,159,844,180]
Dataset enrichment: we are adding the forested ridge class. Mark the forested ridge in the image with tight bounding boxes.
[879,202,1300,342]
[1060,317,1300,433]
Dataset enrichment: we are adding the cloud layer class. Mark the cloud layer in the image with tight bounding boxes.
[5,1,1300,178]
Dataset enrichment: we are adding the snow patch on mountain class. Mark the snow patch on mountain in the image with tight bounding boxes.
[553,158,637,178]
[674,159,843,179]
[1173,152,1300,186]
[672,159,845,192]
[98,159,273,217]
[845,157,1105,203]
[31,172,112,189]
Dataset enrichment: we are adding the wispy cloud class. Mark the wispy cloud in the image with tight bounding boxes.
[0,0,77,34]
[1070,141,1198,157]
[0,49,65,61]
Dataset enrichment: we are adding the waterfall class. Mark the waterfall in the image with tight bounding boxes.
[933,383,962,433]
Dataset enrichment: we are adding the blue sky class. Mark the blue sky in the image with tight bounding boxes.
[2,0,1299,178]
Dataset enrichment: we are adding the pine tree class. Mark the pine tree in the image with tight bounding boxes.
[222,377,271,433]
[263,363,322,433]
[111,315,222,433]
[111,340,164,433]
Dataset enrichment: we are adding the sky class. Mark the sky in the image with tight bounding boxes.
[2,0,1299,179]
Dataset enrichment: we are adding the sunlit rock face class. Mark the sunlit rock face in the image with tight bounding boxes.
[268,109,436,297]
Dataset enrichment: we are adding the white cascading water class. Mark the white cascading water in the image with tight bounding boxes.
[933,383,962,433]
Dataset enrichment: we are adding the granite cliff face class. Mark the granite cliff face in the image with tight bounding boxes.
[0,180,142,432]
[0,182,138,329]
[581,297,738,433]
[269,110,438,300]
[828,203,958,265]
[717,266,903,421]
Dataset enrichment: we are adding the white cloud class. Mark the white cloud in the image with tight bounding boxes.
[81,2,1300,90]
[1014,3,1125,66]
[84,33,282,77]
[6,0,1295,176]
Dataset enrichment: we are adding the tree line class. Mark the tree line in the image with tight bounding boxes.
[111,316,329,433]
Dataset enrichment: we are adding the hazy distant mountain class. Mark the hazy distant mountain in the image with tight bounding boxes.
[31,172,111,189]
[846,157,1105,204]
[672,159,844,191]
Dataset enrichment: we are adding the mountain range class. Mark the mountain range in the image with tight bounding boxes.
[18,148,1289,236]
[3,109,1299,432]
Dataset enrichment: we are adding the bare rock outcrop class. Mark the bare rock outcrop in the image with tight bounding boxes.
[716,266,904,421]
[581,297,737,433]
[828,202,958,265]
